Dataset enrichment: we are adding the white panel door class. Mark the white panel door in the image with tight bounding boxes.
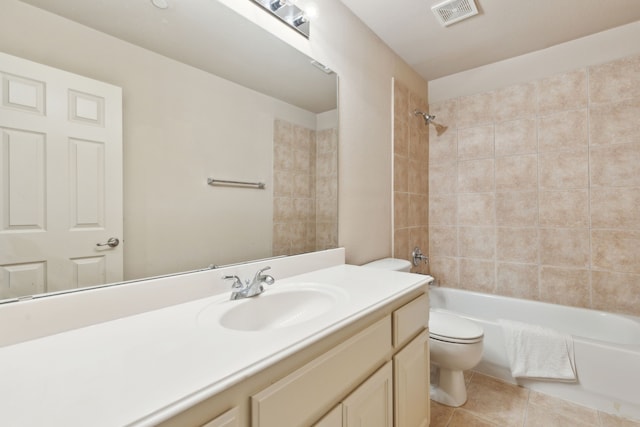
[0,52,123,299]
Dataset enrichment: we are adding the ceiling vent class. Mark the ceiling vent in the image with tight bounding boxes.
[431,0,479,27]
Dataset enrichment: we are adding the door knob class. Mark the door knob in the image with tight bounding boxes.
[96,237,120,248]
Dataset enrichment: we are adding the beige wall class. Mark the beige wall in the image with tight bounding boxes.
[310,1,428,265]
[393,80,430,274]
[428,53,640,317]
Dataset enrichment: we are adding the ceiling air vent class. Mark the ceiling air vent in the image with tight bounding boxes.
[431,0,479,27]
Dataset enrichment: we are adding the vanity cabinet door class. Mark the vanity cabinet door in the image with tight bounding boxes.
[252,316,391,427]
[201,407,239,427]
[342,361,393,427]
[313,405,343,427]
[394,330,430,427]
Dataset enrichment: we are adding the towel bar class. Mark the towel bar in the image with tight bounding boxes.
[207,178,266,189]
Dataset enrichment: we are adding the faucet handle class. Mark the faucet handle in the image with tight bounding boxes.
[412,247,429,267]
[254,266,275,286]
[257,266,271,275]
[223,275,244,289]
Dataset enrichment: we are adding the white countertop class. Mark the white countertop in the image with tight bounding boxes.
[0,264,430,427]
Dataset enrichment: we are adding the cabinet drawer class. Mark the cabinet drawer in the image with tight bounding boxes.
[392,294,428,348]
[252,316,392,427]
[201,407,239,427]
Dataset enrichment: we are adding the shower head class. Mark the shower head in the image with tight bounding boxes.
[413,109,448,136]
[414,110,436,125]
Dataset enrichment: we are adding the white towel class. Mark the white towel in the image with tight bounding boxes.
[499,319,577,382]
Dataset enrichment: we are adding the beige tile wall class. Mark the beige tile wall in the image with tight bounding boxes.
[428,54,640,317]
[316,127,339,251]
[273,120,338,256]
[394,80,430,274]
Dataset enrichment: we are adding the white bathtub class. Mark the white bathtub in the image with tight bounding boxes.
[429,287,640,420]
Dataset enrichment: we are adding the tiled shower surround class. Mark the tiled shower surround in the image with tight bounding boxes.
[428,54,640,317]
[273,119,338,256]
[394,80,430,275]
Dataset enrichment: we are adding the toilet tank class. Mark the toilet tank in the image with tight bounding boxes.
[362,258,412,272]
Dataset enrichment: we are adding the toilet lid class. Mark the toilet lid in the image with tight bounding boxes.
[362,258,412,272]
[429,311,484,343]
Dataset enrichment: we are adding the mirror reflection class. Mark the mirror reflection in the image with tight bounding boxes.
[0,0,338,302]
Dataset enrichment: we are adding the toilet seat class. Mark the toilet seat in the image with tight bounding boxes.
[429,311,484,344]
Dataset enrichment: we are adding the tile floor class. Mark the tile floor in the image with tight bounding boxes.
[430,371,640,427]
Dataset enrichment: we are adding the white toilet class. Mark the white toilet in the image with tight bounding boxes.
[362,258,484,407]
[428,310,483,406]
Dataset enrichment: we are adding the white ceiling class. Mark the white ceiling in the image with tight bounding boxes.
[18,0,640,99]
[339,0,640,81]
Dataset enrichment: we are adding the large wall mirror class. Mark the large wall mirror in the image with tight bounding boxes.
[0,0,338,303]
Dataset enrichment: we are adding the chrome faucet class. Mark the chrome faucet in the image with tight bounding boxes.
[224,266,275,300]
[412,247,429,266]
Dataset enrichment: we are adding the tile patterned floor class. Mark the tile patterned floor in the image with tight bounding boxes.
[430,371,640,427]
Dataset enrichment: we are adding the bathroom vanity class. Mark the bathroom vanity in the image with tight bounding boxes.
[0,251,431,427]
[167,281,430,427]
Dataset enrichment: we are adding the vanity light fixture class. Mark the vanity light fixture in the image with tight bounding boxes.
[251,0,311,38]
[270,0,286,11]
[292,14,307,27]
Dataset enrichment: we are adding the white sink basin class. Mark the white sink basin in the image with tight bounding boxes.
[198,284,348,331]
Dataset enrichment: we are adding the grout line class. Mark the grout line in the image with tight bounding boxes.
[535,81,543,302]
[454,97,461,287]
[492,120,498,295]
[522,379,534,427]
[444,408,454,427]
[586,66,593,309]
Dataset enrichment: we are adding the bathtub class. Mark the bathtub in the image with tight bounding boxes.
[429,287,640,420]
